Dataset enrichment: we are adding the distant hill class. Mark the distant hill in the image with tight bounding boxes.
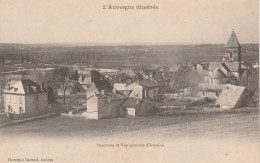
[0,43,258,68]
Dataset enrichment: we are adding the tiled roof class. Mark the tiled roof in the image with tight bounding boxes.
[208,62,223,71]
[4,80,47,94]
[221,63,231,72]
[216,85,251,108]
[224,30,241,48]
[92,80,113,93]
[225,62,239,72]
[90,70,105,82]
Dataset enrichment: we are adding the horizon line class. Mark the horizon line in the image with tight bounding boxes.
[0,42,258,46]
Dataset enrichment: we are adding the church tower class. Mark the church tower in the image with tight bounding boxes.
[223,30,241,62]
[223,30,242,74]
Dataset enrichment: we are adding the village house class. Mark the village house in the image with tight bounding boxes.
[126,80,159,101]
[83,91,126,120]
[216,84,254,109]
[81,70,130,119]
[3,80,48,119]
[197,63,229,99]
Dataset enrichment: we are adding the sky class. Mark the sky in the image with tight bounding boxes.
[0,0,258,44]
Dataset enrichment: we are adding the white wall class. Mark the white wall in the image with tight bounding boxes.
[127,84,143,99]
[4,94,26,114]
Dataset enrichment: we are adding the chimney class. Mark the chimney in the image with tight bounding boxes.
[101,90,105,95]
[137,80,140,84]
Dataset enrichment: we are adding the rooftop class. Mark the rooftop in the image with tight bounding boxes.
[224,30,241,48]
[3,80,47,95]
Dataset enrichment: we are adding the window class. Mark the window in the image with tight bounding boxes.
[8,105,12,112]
[19,97,22,104]
[19,107,23,114]
[230,52,233,59]
[14,96,17,104]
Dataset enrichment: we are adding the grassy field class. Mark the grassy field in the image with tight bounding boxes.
[0,107,258,142]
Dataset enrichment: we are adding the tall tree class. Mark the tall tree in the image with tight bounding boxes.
[42,67,70,104]
[53,67,71,104]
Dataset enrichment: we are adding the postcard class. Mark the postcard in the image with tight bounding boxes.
[0,0,259,162]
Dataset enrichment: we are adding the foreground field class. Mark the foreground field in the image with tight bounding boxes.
[0,108,259,142]
[0,109,259,163]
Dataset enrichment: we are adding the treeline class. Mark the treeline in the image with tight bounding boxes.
[0,44,258,66]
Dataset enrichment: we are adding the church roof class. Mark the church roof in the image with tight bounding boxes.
[225,62,239,72]
[224,30,241,48]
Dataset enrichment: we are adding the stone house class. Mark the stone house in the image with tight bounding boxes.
[3,80,48,119]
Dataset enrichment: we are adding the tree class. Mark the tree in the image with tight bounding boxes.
[56,68,71,104]
[171,70,200,97]
[47,67,71,104]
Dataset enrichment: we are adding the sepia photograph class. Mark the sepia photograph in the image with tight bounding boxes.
[0,0,259,162]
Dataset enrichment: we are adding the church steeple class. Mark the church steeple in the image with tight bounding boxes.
[223,30,241,63]
[224,29,241,48]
